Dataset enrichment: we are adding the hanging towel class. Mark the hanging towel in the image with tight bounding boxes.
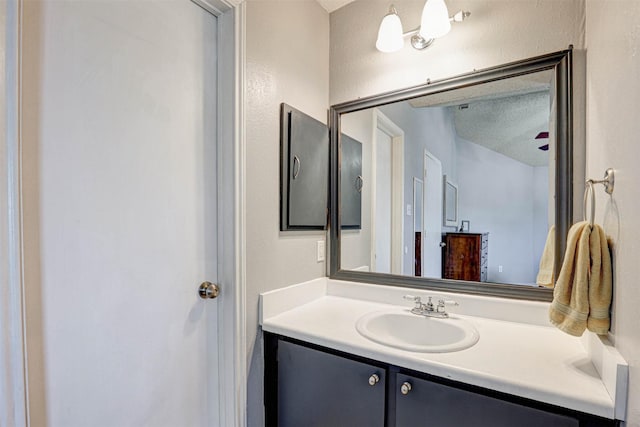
[536,225,555,288]
[549,221,612,336]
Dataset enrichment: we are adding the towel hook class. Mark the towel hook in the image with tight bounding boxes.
[583,168,615,226]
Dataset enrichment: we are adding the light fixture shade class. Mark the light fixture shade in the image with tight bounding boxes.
[376,7,404,53]
[419,0,451,40]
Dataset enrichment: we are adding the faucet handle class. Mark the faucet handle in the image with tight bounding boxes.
[403,295,422,309]
[425,296,434,311]
[436,299,459,313]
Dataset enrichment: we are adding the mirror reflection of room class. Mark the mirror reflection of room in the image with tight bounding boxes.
[340,71,554,286]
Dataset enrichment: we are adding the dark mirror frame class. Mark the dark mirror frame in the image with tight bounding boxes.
[328,49,573,302]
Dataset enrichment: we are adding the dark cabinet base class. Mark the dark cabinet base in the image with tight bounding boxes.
[395,372,577,427]
[275,340,385,427]
[265,333,618,427]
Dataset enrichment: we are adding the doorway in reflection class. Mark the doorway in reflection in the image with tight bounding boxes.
[341,83,552,286]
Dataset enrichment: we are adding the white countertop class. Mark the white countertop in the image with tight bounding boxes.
[260,278,628,420]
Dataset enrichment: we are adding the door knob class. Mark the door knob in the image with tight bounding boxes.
[198,282,220,299]
[400,381,412,395]
[368,373,380,386]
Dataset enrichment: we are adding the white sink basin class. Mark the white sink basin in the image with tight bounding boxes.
[355,309,479,353]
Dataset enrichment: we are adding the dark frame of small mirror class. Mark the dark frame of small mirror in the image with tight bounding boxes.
[328,49,573,302]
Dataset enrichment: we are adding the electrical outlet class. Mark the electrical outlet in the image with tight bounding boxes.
[498,265,503,273]
[317,240,325,262]
[407,204,412,216]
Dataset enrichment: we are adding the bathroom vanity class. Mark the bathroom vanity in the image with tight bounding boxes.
[264,49,628,427]
[260,278,627,427]
[266,335,612,427]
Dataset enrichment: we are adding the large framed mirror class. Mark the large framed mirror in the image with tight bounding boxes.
[329,49,573,301]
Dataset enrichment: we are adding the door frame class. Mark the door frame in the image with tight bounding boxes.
[412,177,424,276]
[1,1,27,425]
[0,0,247,425]
[423,149,443,279]
[370,109,404,274]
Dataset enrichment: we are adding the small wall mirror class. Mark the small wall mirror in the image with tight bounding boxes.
[329,50,573,301]
[443,177,458,227]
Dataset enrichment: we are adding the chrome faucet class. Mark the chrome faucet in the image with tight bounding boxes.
[403,295,459,318]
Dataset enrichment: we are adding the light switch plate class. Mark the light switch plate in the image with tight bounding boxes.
[317,240,325,262]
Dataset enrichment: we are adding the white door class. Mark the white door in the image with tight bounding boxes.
[424,151,443,278]
[374,128,393,273]
[21,1,220,426]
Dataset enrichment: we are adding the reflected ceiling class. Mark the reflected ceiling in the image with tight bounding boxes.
[451,91,550,167]
[407,70,553,167]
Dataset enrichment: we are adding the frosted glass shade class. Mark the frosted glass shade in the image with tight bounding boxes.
[376,10,404,53]
[419,0,451,40]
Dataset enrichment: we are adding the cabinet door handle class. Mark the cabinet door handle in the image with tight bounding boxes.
[355,175,363,192]
[368,373,380,386]
[400,381,412,395]
[292,156,301,180]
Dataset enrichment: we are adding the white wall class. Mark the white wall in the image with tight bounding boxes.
[586,1,640,424]
[341,110,374,271]
[532,166,550,277]
[456,138,546,284]
[378,103,457,274]
[244,1,329,425]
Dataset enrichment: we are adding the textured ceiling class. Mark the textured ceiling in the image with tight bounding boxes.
[452,91,551,167]
[409,69,553,167]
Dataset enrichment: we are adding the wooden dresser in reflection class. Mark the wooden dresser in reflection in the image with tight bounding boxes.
[442,232,488,282]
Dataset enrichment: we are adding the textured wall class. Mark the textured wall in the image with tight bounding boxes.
[245,1,329,425]
[586,1,640,424]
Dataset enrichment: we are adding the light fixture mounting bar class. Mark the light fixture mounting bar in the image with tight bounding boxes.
[375,3,471,53]
[407,9,470,51]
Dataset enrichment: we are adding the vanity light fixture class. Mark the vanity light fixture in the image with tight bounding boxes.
[376,1,470,53]
[376,5,404,52]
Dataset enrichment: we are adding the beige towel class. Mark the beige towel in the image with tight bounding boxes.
[549,221,612,336]
[536,226,555,288]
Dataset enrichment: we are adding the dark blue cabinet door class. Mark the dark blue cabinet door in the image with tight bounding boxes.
[287,109,329,228]
[395,373,579,427]
[278,341,385,427]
